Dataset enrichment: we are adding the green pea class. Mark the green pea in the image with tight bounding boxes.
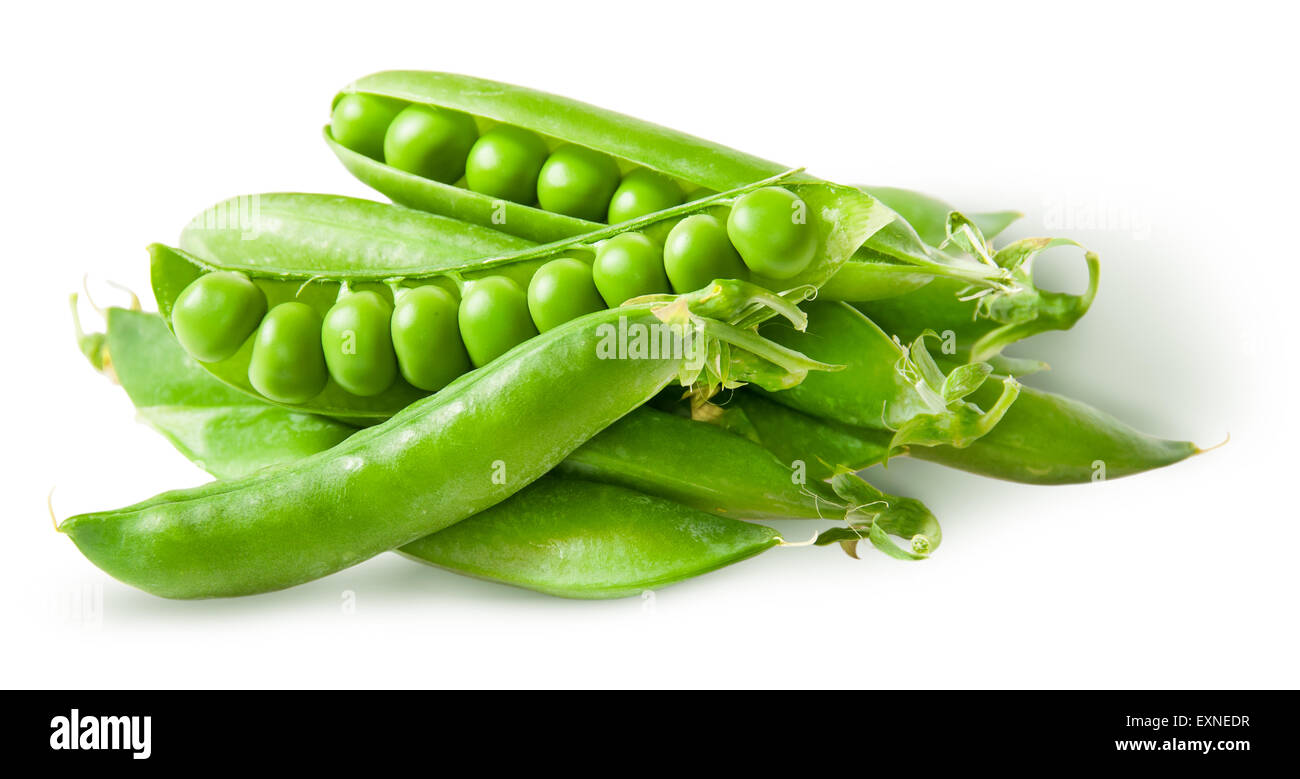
[321,290,398,397]
[592,232,670,307]
[330,93,405,161]
[726,186,817,280]
[526,257,605,332]
[248,302,328,404]
[464,125,549,204]
[457,276,538,367]
[391,286,470,391]
[536,144,621,221]
[171,272,267,363]
[606,168,683,224]
[383,104,479,184]
[663,214,748,293]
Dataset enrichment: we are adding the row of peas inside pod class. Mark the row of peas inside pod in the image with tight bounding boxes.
[164,176,853,408]
[332,91,714,224]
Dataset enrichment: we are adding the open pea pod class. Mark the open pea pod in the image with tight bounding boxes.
[90,304,356,476]
[155,175,890,422]
[326,71,1025,303]
[847,188,1099,364]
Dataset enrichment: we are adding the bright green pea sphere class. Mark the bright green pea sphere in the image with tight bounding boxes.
[536,144,621,222]
[172,271,267,363]
[330,93,405,161]
[607,168,683,224]
[248,302,328,404]
[321,291,398,397]
[383,104,479,184]
[527,257,606,331]
[592,232,670,307]
[457,276,539,367]
[465,125,550,204]
[391,286,470,391]
[663,214,749,293]
[726,187,817,280]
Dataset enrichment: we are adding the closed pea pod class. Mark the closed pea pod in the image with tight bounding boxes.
[171,271,266,363]
[400,478,784,599]
[663,213,748,293]
[906,382,1200,484]
[711,391,897,482]
[457,276,538,367]
[384,104,479,184]
[59,282,834,598]
[717,379,1198,486]
[607,168,683,224]
[79,314,828,596]
[248,302,329,405]
[526,257,605,332]
[536,143,622,221]
[592,232,670,306]
[321,290,398,397]
[77,308,937,598]
[330,93,404,161]
[93,307,909,521]
[390,286,469,391]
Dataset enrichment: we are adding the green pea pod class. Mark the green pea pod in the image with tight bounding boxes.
[845,191,1099,362]
[711,391,896,482]
[158,176,888,422]
[61,281,833,598]
[857,237,1100,364]
[712,384,1198,486]
[179,192,533,278]
[74,307,930,598]
[909,381,1200,484]
[862,185,1022,248]
[758,300,1020,452]
[398,478,787,599]
[327,71,1050,303]
[99,306,356,476]
[88,307,923,525]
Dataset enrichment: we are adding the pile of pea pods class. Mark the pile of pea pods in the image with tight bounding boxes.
[63,71,1200,600]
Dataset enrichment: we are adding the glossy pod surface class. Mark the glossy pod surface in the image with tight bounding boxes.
[400,478,782,599]
[89,310,794,598]
[62,304,700,598]
[908,382,1199,484]
[722,382,1197,486]
[94,309,858,520]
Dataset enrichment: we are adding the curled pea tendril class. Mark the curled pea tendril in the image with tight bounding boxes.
[805,468,943,561]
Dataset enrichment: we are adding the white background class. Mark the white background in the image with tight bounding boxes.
[2,0,1296,689]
